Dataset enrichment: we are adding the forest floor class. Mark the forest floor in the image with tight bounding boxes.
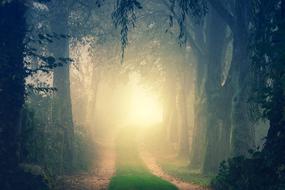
[55,128,210,190]
[55,137,116,190]
[140,145,210,190]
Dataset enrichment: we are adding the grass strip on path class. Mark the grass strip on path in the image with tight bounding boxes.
[108,128,178,190]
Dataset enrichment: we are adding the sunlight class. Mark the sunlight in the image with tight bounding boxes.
[126,74,163,127]
[127,86,163,126]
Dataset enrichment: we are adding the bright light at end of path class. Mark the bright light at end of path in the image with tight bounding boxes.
[127,86,163,127]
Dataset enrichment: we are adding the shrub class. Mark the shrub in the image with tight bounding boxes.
[211,151,283,190]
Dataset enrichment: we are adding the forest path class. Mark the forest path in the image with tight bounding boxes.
[55,139,116,190]
[139,145,208,190]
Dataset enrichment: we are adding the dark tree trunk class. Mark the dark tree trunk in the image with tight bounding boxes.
[230,0,255,157]
[217,85,233,160]
[202,6,228,173]
[0,1,27,188]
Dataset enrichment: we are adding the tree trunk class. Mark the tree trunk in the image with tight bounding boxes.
[217,85,233,161]
[200,6,228,174]
[230,0,255,157]
[0,1,27,188]
[188,23,208,170]
[162,61,178,143]
[189,56,207,170]
[177,62,190,158]
[85,70,101,128]
[49,10,74,174]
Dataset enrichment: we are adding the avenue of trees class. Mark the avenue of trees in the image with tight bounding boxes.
[0,0,284,190]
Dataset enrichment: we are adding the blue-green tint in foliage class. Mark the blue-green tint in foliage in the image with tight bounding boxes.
[112,0,143,63]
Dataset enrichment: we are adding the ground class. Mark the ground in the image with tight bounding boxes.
[55,138,115,190]
[140,146,209,190]
[55,128,211,190]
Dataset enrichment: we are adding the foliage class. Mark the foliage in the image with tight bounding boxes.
[112,0,143,62]
[21,95,95,175]
[6,167,51,190]
[169,0,207,44]
[25,33,73,77]
[19,163,53,190]
[21,96,62,175]
[211,152,283,190]
[73,125,96,172]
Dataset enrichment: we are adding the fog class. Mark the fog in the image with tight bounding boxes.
[1,1,284,190]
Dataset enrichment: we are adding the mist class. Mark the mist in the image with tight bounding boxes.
[0,1,284,190]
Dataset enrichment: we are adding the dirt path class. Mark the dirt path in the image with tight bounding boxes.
[55,141,115,190]
[140,146,208,190]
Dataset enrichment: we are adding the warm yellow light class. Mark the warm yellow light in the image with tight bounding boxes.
[127,85,163,127]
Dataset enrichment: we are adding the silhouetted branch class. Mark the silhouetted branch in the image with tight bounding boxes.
[207,0,235,30]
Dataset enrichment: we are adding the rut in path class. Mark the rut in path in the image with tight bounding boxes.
[140,145,210,190]
[55,142,115,190]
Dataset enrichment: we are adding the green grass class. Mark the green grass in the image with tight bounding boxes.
[108,128,178,190]
[158,158,213,187]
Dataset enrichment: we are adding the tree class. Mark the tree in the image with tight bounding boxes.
[47,0,75,174]
[212,0,285,189]
[45,0,109,173]
[0,1,27,188]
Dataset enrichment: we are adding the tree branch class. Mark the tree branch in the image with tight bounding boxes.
[207,0,235,30]
[161,0,205,57]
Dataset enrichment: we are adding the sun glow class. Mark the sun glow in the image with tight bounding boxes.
[126,76,163,127]
[128,87,162,126]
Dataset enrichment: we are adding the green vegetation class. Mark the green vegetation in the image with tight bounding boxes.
[108,128,178,190]
[145,131,213,188]
[157,158,213,187]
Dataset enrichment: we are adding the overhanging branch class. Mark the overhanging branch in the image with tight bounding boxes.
[207,0,235,30]
[161,0,205,57]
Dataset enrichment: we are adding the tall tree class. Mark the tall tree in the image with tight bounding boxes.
[212,1,285,188]
[202,5,228,173]
[0,1,27,188]
[47,0,74,174]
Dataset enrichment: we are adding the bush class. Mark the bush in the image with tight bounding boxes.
[211,151,283,190]
[73,125,96,172]
[3,164,53,190]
